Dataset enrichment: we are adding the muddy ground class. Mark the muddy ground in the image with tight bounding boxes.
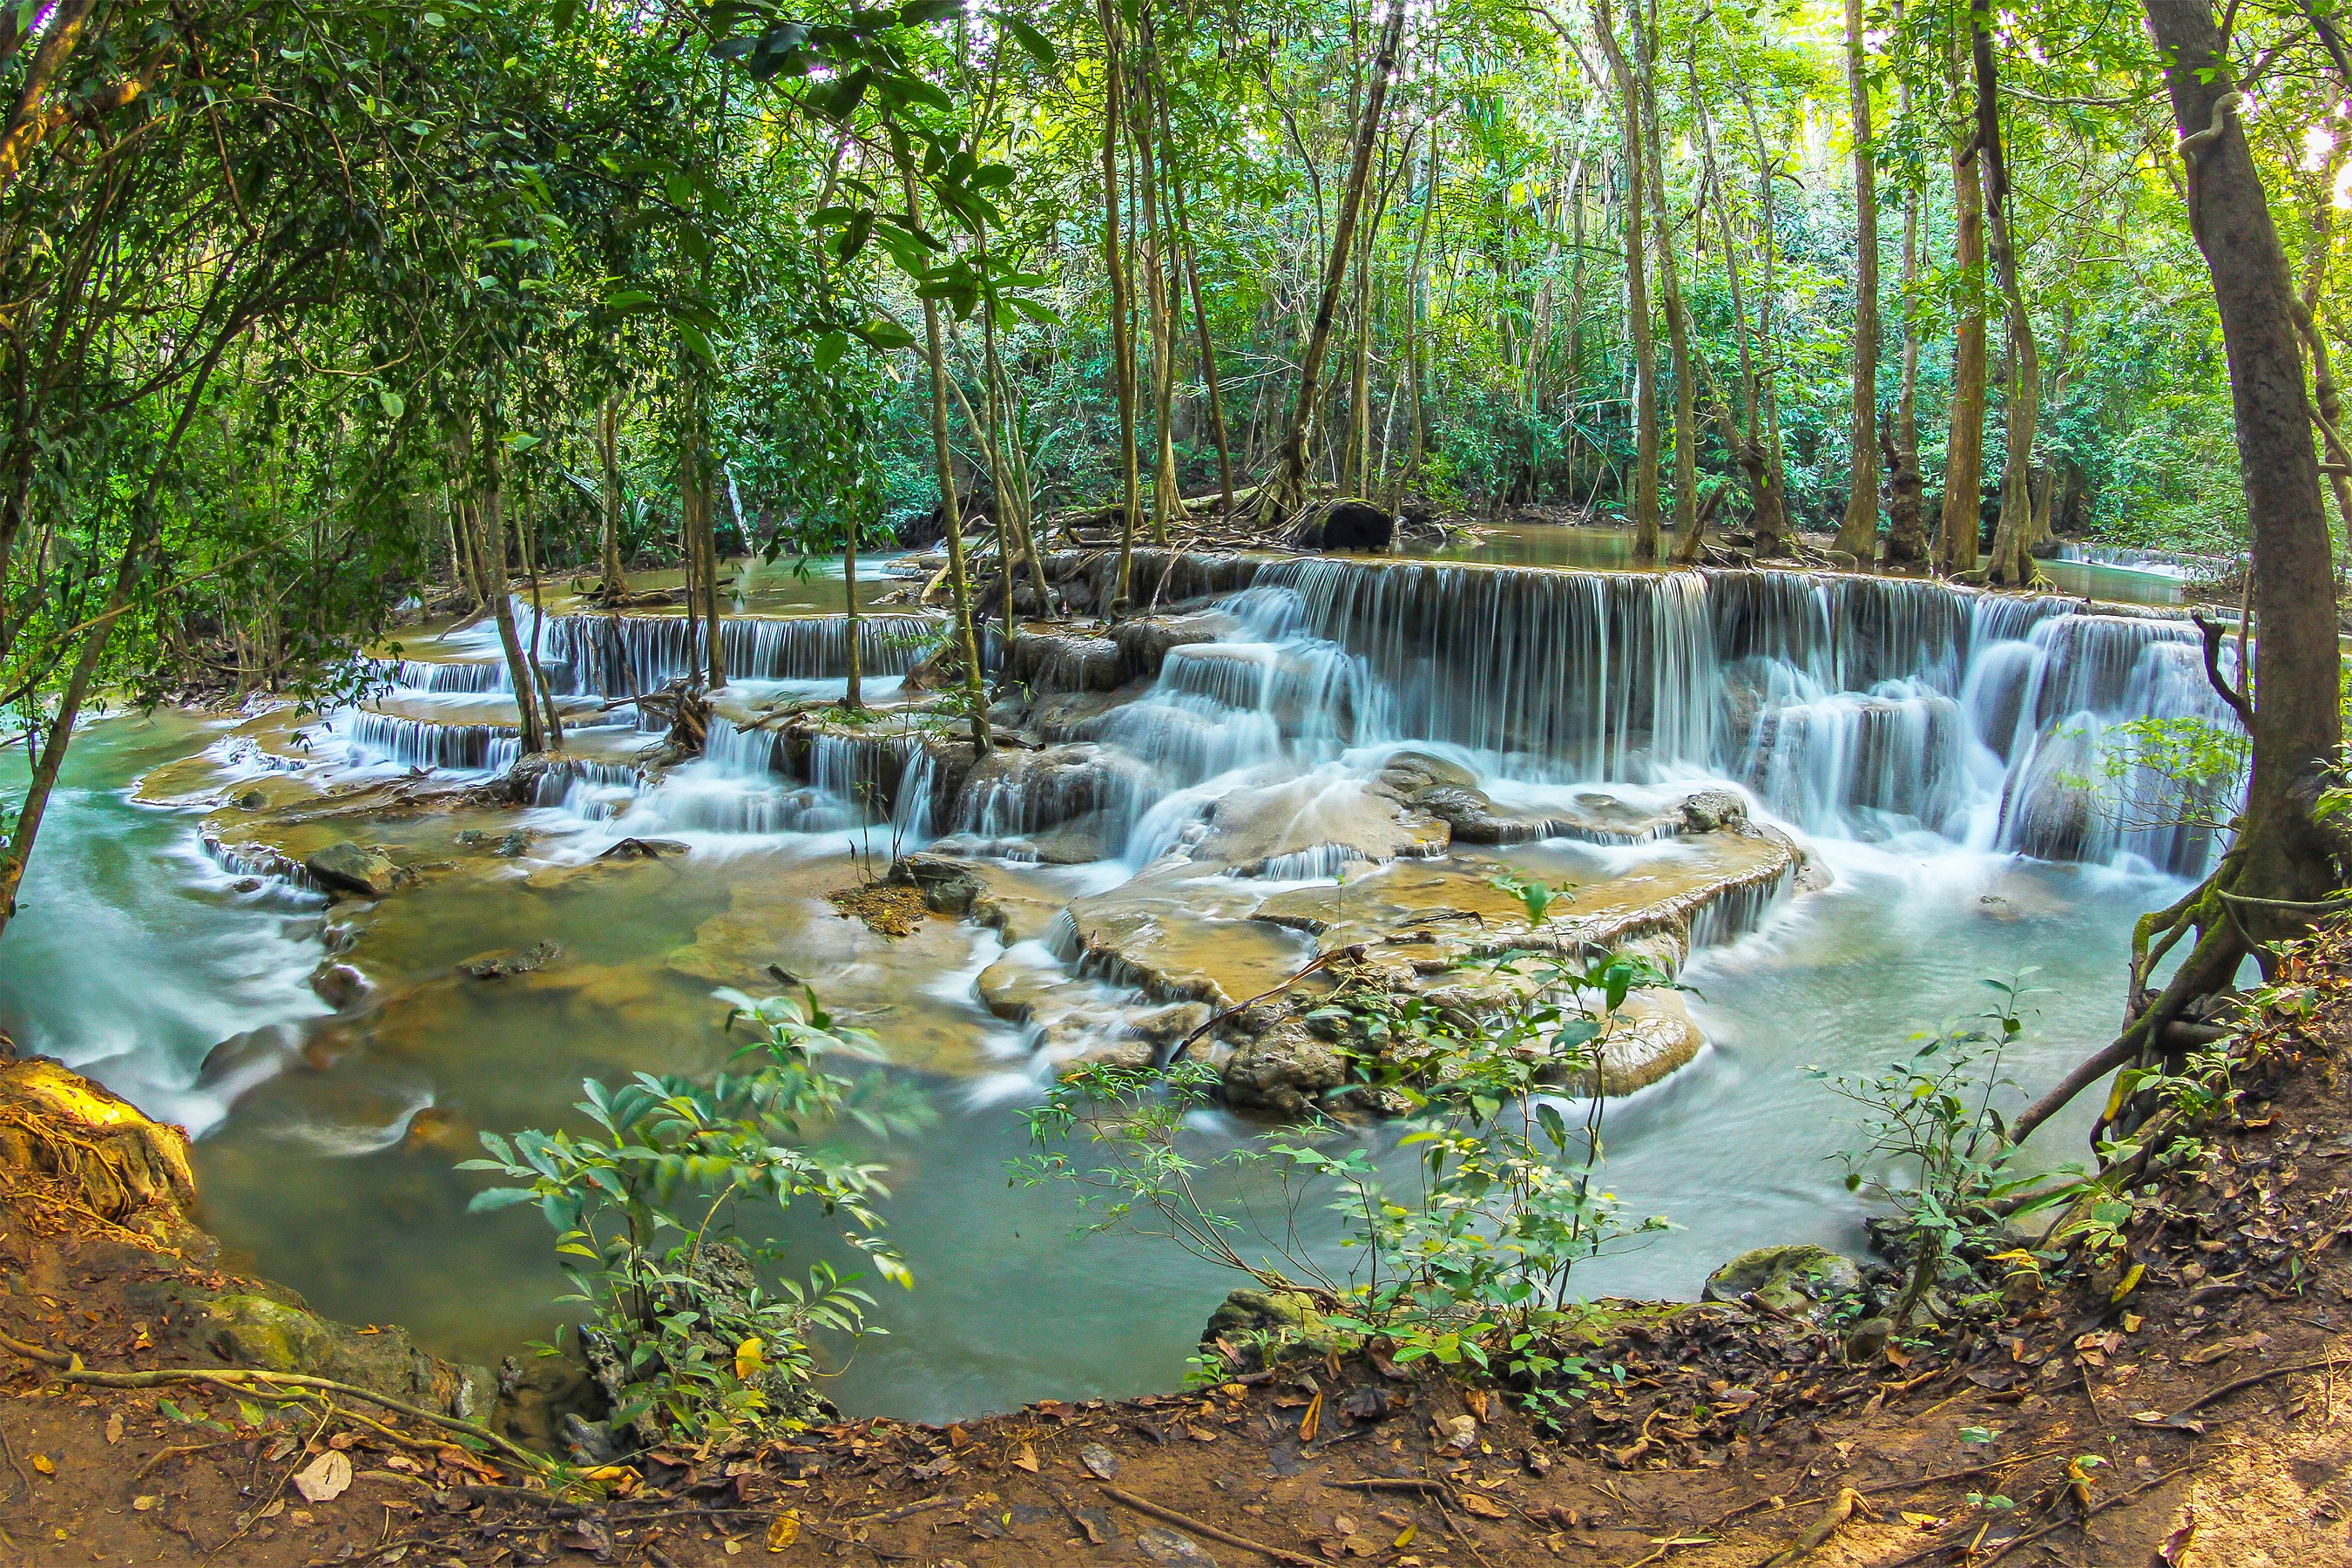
[3,926,2351,1568]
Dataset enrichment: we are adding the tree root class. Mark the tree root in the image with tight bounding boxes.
[1098,1483,1323,1566]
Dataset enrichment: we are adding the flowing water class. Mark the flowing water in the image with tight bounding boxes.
[0,539,2227,1423]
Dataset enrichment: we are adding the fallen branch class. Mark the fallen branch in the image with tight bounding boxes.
[1099,1484,1324,1567]
[49,1363,551,1473]
[2163,1355,2340,1420]
[1325,1477,1453,1497]
[1754,1487,1876,1568]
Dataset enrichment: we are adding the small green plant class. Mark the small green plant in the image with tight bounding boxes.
[1014,948,1672,1420]
[1490,874,1575,927]
[1815,973,2048,1327]
[461,989,929,1448]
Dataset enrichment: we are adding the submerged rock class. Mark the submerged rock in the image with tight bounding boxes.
[1678,787,1750,834]
[303,841,400,898]
[1702,1243,1863,1325]
[457,941,563,980]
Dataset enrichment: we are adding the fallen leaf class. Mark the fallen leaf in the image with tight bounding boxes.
[2159,1517,2199,1565]
[766,1510,801,1551]
[131,1496,159,1512]
[1342,1535,1382,1558]
[1010,1443,1038,1473]
[1901,1511,1942,1527]
[1184,1423,1219,1443]
[2122,1313,2144,1333]
[103,1413,122,1445]
[1392,1524,1416,1548]
[1461,1494,1509,1519]
[735,1337,765,1382]
[28,1454,51,1477]
[1078,1443,1119,1481]
[1462,1389,1490,1420]
[1300,1390,1324,1443]
[292,1450,352,1504]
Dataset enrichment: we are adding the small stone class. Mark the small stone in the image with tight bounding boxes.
[1078,1443,1119,1480]
[1136,1526,1217,1568]
[303,841,400,898]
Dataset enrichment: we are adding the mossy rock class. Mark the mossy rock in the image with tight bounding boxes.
[1200,1288,1357,1372]
[1701,1243,1862,1325]
[200,1292,493,1420]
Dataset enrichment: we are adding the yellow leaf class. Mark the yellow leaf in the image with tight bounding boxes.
[1011,1443,1038,1473]
[2111,1262,2145,1302]
[2122,1313,2144,1333]
[735,1337,765,1382]
[1901,1511,1942,1527]
[1393,1524,1416,1549]
[29,1454,52,1476]
[1299,1390,1323,1444]
[1462,1494,1509,1519]
[767,1510,801,1551]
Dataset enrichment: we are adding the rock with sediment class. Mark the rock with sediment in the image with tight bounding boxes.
[303,841,401,898]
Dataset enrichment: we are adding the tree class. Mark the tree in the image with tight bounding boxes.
[1831,0,1882,567]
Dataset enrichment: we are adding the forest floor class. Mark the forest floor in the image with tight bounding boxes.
[4,929,2352,1568]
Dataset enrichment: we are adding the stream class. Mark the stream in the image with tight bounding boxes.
[0,533,2213,1423]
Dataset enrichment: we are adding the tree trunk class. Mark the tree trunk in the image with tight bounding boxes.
[2295,173,2352,544]
[1098,0,1142,611]
[1132,32,1179,544]
[598,391,628,595]
[679,399,725,689]
[1885,132,1930,568]
[477,429,548,757]
[1166,146,1236,517]
[1832,0,1882,566]
[1255,0,1407,526]
[1594,0,1660,558]
[902,158,990,752]
[1633,10,1695,558]
[1391,125,1440,511]
[1977,20,2041,588]
[1934,24,1988,578]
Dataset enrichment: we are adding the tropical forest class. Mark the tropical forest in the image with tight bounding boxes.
[0,0,2346,1561]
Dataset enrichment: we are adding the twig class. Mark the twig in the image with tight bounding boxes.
[1754,1488,1876,1568]
[832,1495,956,1526]
[1099,1484,1323,1567]
[51,1363,552,1472]
[2166,1355,2340,1419]
[1971,1461,2201,1566]
[1325,1477,1453,1496]
[0,1329,71,1368]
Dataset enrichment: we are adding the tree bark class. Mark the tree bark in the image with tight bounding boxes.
[1884,75,1930,570]
[1634,12,1696,558]
[1593,0,1660,558]
[1131,30,1179,544]
[598,390,628,596]
[476,426,547,757]
[1255,0,1407,527]
[1934,23,1988,578]
[1832,0,1882,565]
[2295,173,2352,544]
[902,158,990,752]
[1977,20,2041,588]
[1098,0,1143,612]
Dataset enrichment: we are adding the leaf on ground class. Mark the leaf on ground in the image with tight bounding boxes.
[28,1454,52,1476]
[1010,1442,1038,1473]
[766,1510,801,1551]
[1299,1390,1323,1443]
[292,1450,352,1504]
[1079,1443,1119,1480]
[1460,1494,1509,1519]
[103,1413,122,1445]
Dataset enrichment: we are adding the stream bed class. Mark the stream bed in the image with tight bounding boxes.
[0,542,2210,1423]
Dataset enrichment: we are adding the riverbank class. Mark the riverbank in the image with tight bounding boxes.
[0,917,2345,1565]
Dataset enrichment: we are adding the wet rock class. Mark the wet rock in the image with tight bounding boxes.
[308,963,368,1010]
[893,852,990,916]
[950,743,1153,839]
[1200,1287,1351,1371]
[201,1291,493,1418]
[1702,1243,1863,1325]
[596,836,686,861]
[1110,612,1228,680]
[1137,1526,1218,1568]
[458,941,563,980]
[1321,1083,1414,1119]
[303,841,400,898]
[1679,788,1749,834]
[493,1353,605,1455]
[1194,774,1448,875]
[1221,1024,1346,1115]
[1295,497,1395,552]
[1006,630,1124,693]
[1132,1001,1213,1049]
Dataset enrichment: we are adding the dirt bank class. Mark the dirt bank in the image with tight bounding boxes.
[3,925,2351,1566]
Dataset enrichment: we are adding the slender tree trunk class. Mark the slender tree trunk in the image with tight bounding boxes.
[1132,30,1179,542]
[1633,10,1696,557]
[476,427,548,757]
[1594,0,1660,558]
[902,157,990,751]
[598,390,628,596]
[1256,0,1408,526]
[1098,0,1143,610]
[1977,20,2041,588]
[1833,0,1882,565]
[2295,174,2352,544]
[517,490,566,747]
[1935,24,1988,578]
[1165,134,1236,516]
[1885,129,1930,567]
[1392,125,1440,511]
[679,396,725,689]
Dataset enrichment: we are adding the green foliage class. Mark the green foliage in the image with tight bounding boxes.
[1814,973,2048,1325]
[459,990,929,1444]
[1014,949,1673,1417]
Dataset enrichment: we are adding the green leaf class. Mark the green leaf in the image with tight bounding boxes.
[1002,15,1056,65]
[813,331,849,373]
[855,319,915,350]
[376,388,404,421]
[468,1186,538,1213]
[899,0,962,23]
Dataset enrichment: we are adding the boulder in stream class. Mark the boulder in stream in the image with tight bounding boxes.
[303,841,401,898]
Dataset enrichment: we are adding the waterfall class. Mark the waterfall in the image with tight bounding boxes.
[537,612,940,697]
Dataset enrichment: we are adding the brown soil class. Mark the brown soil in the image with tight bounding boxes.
[10,929,2352,1567]
[828,882,929,939]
